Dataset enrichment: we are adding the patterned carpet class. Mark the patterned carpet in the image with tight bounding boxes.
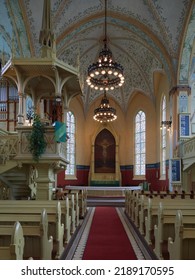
[71,207,145,260]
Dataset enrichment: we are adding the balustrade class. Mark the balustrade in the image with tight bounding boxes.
[0,126,68,166]
[181,136,195,170]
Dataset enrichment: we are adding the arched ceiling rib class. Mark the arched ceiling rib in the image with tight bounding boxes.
[0,0,194,112]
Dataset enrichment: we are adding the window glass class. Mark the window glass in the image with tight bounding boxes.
[135,111,146,176]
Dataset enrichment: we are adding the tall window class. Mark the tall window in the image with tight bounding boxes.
[161,96,166,176]
[66,111,76,176]
[134,110,146,176]
[26,96,34,120]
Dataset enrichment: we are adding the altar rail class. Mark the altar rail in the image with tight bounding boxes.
[65,186,141,197]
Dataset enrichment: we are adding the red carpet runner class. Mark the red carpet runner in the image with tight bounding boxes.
[82,207,137,260]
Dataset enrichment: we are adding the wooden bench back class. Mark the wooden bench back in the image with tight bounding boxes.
[168,210,195,259]
[0,208,53,260]
[0,221,24,260]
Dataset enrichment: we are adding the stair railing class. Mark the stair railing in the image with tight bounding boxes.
[0,134,18,164]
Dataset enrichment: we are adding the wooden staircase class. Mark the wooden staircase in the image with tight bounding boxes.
[0,126,69,200]
[0,166,30,199]
[0,130,30,199]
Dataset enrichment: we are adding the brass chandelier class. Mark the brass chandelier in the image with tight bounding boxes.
[86,0,124,91]
[93,91,117,123]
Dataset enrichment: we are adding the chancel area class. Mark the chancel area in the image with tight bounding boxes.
[0,0,195,260]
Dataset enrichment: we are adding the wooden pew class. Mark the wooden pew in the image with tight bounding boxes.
[144,196,175,242]
[125,190,141,221]
[0,209,53,259]
[0,200,69,256]
[132,192,168,230]
[125,190,195,234]
[128,190,194,225]
[0,221,25,260]
[125,189,135,217]
[62,193,76,234]
[140,196,195,242]
[55,188,87,219]
[168,210,195,259]
[54,191,78,234]
[63,192,79,228]
[154,202,195,259]
[135,194,160,233]
[63,189,87,218]
[0,198,71,237]
[72,189,87,218]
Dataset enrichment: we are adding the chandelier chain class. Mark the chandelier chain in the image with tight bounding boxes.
[86,0,125,91]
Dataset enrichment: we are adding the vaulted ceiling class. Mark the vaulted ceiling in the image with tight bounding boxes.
[0,0,194,112]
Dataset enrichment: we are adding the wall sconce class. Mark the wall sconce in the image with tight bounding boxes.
[160,119,172,131]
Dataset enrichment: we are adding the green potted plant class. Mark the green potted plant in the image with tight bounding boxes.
[29,114,47,162]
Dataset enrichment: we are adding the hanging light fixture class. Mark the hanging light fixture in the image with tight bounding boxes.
[93,91,117,122]
[86,0,124,91]
[160,119,172,131]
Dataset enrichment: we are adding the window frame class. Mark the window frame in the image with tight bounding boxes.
[133,110,146,180]
[65,110,77,179]
[160,95,167,179]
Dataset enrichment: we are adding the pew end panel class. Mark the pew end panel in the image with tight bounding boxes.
[0,221,25,260]
[168,210,195,260]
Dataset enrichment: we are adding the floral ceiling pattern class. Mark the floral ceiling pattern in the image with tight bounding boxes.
[0,0,194,112]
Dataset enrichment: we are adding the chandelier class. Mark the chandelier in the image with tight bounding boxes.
[86,0,124,91]
[93,91,117,123]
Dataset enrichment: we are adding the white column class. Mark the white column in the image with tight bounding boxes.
[169,92,173,191]
[17,92,24,125]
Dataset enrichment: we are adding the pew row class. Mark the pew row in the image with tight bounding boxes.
[0,198,73,246]
[0,203,64,259]
[59,189,87,218]
[153,202,195,259]
[168,210,195,260]
[139,196,195,238]
[0,209,53,259]
[144,198,195,244]
[55,188,87,219]
[126,192,179,228]
[53,192,79,234]
[125,189,194,225]
[0,221,24,260]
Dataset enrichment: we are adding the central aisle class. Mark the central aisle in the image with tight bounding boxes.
[82,207,137,260]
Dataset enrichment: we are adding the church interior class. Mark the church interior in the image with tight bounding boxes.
[0,0,195,260]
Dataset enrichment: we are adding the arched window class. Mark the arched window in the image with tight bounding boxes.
[134,110,146,176]
[66,111,76,177]
[161,96,166,177]
[26,96,34,121]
